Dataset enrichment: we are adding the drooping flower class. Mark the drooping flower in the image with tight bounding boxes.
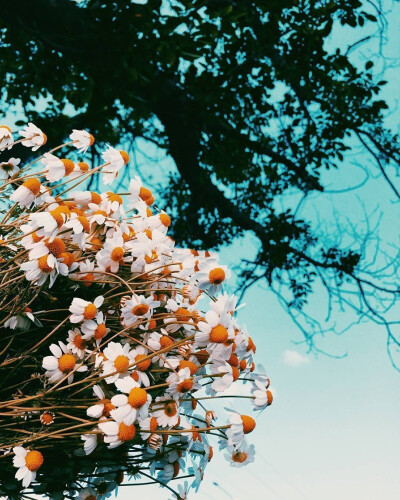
[19,123,47,151]
[69,129,95,153]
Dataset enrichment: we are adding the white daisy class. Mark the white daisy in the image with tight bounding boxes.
[42,153,75,181]
[81,312,109,341]
[194,260,231,295]
[10,178,42,208]
[128,176,154,206]
[13,446,44,487]
[226,412,256,447]
[96,234,127,273]
[195,310,235,361]
[101,341,134,384]
[20,253,68,288]
[251,378,273,410]
[66,328,88,358]
[98,417,137,449]
[19,123,47,151]
[0,157,20,179]
[120,294,159,327]
[42,341,87,384]
[166,367,201,400]
[86,384,115,419]
[0,124,13,150]
[110,377,152,425]
[69,129,95,153]
[69,295,104,323]
[152,396,180,428]
[101,146,129,185]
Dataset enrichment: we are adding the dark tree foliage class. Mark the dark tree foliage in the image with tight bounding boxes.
[1,0,399,362]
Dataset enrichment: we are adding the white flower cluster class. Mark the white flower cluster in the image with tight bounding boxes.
[0,124,273,498]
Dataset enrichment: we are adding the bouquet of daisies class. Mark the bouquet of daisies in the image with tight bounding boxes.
[0,124,273,499]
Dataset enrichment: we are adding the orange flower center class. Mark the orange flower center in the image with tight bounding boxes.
[175,307,191,321]
[132,304,150,316]
[148,318,157,330]
[91,237,103,249]
[58,354,76,373]
[135,354,151,371]
[50,209,65,228]
[100,399,115,416]
[150,416,158,432]
[232,366,240,381]
[40,412,54,425]
[83,303,97,320]
[241,415,256,434]
[73,334,87,349]
[209,324,229,343]
[131,370,139,382]
[60,252,74,267]
[107,192,123,204]
[25,450,44,471]
[89,134,95,146]
[139,186,153,203]
[194,349,210,363]
[94,323,107,340]
[208,267,226,285]
[266,390,273,406]
[164,402,178,417]
[114,355,130,372]
[160,335,174,349]
[232,451,247,463]
[144,250,158,264]
[177,379,194,393]
[128,387,148,408]
[111,246,124,262]
[78,161,89,172]
[78,215,91,233]
[159,213,171,227]
[32,231,43,243]
[61,158,75,176]
[119,150,130,165]
[90,191,101,204]
[118,422,136,442]
[23,178,41,195]
[179,360,198,375]
[82,273,95,287]
[37,255,54,273]
[46,237,66,257]
[228,353,239,367]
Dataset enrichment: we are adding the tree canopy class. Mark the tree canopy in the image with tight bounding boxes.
[1,0,399,363]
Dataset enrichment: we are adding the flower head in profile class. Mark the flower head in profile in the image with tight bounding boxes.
[20,123,47,151]
[0,124,13,149]
[101,146,129,185]
[70,129,95,153]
